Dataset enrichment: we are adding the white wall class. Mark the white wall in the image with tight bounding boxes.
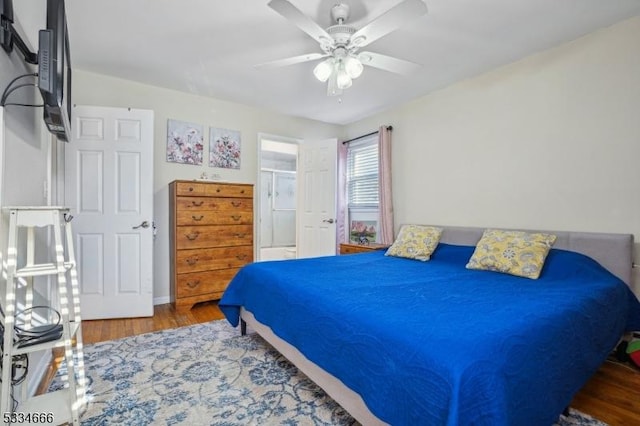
[0,3,53,398]
[0,53,48,207]
[344,16,640,294]
[72,70,343,303]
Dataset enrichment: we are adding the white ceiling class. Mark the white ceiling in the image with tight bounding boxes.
[54,1,640,124]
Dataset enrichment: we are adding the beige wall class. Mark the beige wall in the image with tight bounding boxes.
[344,16,640,294]
[72,71,344,302]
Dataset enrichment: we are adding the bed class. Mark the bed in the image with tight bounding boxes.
[219,226,640,425]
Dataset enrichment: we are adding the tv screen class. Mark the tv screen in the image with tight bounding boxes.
[38,0,71,142]
[0,0,13,53]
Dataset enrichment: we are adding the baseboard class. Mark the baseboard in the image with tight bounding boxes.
[153,296,171,305]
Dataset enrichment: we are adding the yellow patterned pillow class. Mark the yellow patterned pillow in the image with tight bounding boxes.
[466,229,557,279]
[385,225,443,261]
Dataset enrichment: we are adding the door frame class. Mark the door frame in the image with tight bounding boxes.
[256,133,301,261]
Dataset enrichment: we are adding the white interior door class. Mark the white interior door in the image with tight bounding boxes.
[297,138,337,258]
[65,105,154,319]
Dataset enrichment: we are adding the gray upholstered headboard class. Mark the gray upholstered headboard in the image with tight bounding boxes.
[430,225,634,286]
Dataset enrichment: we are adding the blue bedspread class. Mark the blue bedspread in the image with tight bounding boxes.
[219,244,640,425]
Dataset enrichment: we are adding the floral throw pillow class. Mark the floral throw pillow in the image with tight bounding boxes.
[466,229,557,279]
[385,225,443,261]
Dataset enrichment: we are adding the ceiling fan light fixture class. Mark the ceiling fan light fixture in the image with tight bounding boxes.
[313,58,334,82]
[344,56,363,79]
[336,68,352,89]
[264,0,429,97]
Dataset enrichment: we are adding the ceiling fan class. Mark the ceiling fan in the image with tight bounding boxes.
[257,0,428,96]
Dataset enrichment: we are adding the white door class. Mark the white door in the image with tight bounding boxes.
[65,105,154,319]
[297,138,337,258]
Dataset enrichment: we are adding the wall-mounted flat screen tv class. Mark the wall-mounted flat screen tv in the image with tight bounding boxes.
[38,0,71,142]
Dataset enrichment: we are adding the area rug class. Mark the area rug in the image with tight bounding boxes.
[50,320,607,425]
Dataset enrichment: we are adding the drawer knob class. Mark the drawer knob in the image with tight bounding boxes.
[186,256,199,266]
[186,280,200,288]
[231,215,241,221]
[216,188,221,193]
[240,189,245,194]
[188,187,194,192]
[236,254,247,260]
[231,201,241,207]
[235,233,246,238]
[192,201,204,207]
[192,215,204,221]
[185,231,200,241]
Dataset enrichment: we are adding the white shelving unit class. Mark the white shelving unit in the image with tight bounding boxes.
[0,207,85,426]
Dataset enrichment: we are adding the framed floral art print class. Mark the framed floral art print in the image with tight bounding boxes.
[209,127,241,169]
[166,119,204,165]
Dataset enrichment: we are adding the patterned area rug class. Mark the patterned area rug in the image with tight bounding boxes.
[51,320,606,425]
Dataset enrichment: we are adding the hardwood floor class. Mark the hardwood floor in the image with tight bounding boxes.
[571,359,640,425]
[42,302,640,425]
[80,302,225,345]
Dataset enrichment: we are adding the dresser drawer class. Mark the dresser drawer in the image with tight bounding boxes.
[175,196,253,212]
[176,195,252,212]
[176,268,240,298]
[176,224,253,249]
[175,182,253,198]
[176,246,253,274]
[340,245,365,254]
[176,210,253,226]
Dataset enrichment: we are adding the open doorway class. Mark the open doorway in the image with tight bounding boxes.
[257,134,300,261]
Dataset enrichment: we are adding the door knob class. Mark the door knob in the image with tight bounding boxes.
[133,220,150,229]
[322,218,335,224]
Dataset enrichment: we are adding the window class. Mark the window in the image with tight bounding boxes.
[346,135,379,243]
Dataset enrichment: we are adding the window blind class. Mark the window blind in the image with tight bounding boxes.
[347,136,379,208]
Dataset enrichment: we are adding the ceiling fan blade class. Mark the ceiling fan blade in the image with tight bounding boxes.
[358,51,421,75]
[255,53,328,70]
[268,0,334,47]
[351,0,427,48]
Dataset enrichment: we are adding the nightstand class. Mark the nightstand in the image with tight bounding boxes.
[339,242,390,255]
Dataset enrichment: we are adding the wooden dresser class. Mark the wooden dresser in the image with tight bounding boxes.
[169,180,254,312]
